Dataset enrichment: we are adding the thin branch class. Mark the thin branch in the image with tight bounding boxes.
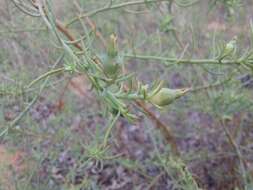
[66,0,168,27]
[55,20,83,50]
[124,53,247,66]
[220,119,249,189]
[10,0,40,17]
[0,54,64,137]
[26,67,65,89]
[135,100,179,155]
[73,0,107,48]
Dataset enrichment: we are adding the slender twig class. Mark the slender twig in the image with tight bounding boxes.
[66,0,168,27]
[9,94,39,129]
[174,0,200,7]
[124,53,246,65]
[55,21,83,50]
[0,54,65,137]
[26,67,65,89]
[189,70,237,93]
[102,112,120,148]
[166,0,185,50]
[0,27,46,34]
[135,100,179,155]
[147,172,165,190]
[219,119,248,189]
[10,0,40,17]
[73,0,107,47]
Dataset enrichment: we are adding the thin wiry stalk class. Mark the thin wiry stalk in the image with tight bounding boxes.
[174,0,200,7]
[10,0,40,17]
[219,119,249,189]
[73,0,107,48]
[124,53,247,66]
[26,68,65,89]
[0,27,46,34]
[0,54,64,137]
[66,0,169,27]
[102,111,120,148]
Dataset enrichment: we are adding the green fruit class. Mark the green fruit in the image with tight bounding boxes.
[222,36,237,58]
[103,62,119,79]
[148,87,189,107]
[224,40,235,55]
[107,34,118,58]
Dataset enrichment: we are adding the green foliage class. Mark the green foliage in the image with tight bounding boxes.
[1,0,253,189]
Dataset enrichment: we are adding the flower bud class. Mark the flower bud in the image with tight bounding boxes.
[148,87,189,107]
[222,36,237,58]
[103,61,119,79]
[107,34,118,58]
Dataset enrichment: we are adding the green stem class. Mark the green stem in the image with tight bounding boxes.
[9,94,39,128]
[102,112,120,148]
[175,0,200,7]
[189,72,236,93]
[66,0,168,26]
[0,28,46,34]
[0,55,65,137]
[26,67,65,89]
[116,93,143,100]
[124,53,247,65]
[115,71,236,101]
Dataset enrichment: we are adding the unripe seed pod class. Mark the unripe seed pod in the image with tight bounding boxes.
[225,42,234,54]
[148,87,189,107]
[107,34,118,58]
[222,36,237,58]
[103,61,119,79]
